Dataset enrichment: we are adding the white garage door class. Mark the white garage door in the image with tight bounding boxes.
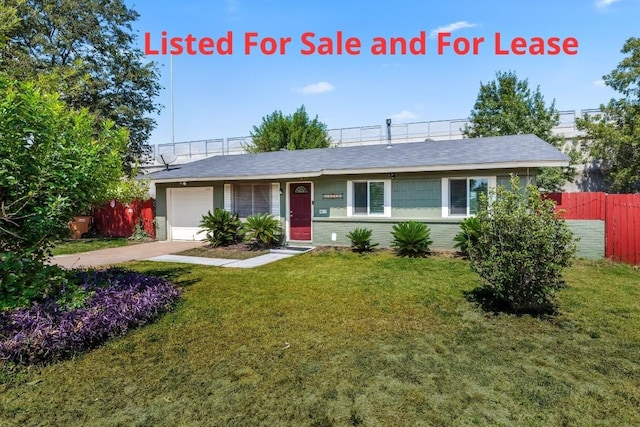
[168,187,213,241]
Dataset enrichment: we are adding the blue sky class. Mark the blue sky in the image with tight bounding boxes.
[131,0,639,147]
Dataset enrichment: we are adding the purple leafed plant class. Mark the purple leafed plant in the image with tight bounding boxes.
[0,269,182,365]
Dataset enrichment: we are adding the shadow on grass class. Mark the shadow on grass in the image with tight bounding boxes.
[464,287,558,318]
[129,265,201,288]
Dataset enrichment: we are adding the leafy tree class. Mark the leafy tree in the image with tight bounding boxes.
[247,105,331,153]
[467,176,577,314]
[576,37,640,193]
[0,74,127,304]
[463,71,575,192]
[1,0,161,173]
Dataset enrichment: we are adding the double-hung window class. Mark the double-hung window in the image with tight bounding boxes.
[348,180,390,216]
[445,178,491,216]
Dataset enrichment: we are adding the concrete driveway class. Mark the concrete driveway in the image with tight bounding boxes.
[51,241,205,269]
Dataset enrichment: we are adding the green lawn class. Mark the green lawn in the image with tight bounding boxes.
[51,238,130,255]
[1,251,639,426]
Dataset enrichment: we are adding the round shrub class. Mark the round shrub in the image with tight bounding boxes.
[468,176,577,314]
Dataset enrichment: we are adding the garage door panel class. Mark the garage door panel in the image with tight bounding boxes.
[169,187,213,240]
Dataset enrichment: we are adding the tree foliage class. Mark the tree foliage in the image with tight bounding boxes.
[463,70,574,192]
[247,105,331,153]
[467,176,577,314]
[576,37,640,193]
[0,74,127,254]
[0,0,161,172]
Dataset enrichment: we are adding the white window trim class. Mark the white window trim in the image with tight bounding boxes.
[441,176,496,218]
[346,179,391,217]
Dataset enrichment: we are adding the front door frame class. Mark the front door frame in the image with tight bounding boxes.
[286,181,313,242]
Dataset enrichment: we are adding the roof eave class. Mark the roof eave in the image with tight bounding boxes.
[149,160,568,184]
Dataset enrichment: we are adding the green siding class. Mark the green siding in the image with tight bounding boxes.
[314,180,347,217]
[312,218,461,250]
[213,184,224,210]
[567,220,604,259]
[311,218,604,258]
[391,179,441,218]
[155,184,167,240]
[497,175,536,189]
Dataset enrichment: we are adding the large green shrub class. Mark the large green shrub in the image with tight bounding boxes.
[0,74,126,307]
[346,228,378,253]
[199,209,244,247]
[453,216,481,256]
[244,213,282,249]
[0,250,72,310]
[468,176,577,313]
[390,221,433,257]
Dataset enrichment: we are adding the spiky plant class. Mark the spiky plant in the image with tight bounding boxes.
[390,221,432,257]
[453,216,482,256]
[346,227,378,253]
[198,208,244,247]
[244,213,282,249]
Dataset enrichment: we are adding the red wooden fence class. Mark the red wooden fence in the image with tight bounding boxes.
[93,199,155,239]
[546,192,640,265]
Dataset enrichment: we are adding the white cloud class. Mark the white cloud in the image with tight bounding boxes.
[593,79,606,87]
[226,0,239,14]
[595,0,621,8]
[429,21,477,39]
[391,110,418,121]
[299,81,335,95]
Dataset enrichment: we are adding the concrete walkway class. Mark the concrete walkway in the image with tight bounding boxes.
[51,242,313,269]
[51,240,205,269]
[146,252,294,268]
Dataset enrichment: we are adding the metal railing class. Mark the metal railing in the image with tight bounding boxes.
[144,108,601,167]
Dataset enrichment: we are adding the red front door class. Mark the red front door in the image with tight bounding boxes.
[289,183,312,241]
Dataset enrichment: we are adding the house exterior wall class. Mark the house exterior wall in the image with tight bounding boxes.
[391,178,441,218]
[566,220,605,259]
[153,170,603,259]
[154,182,224,240]
[155,184,167,241]
[312,218,462,250]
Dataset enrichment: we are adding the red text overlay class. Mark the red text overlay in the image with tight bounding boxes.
[144,31,579,56]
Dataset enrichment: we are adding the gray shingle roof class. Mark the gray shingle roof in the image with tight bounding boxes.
[149,134,569,182]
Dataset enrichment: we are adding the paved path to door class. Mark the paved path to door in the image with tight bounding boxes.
[51,241,205,269]
[51,242,312,269]
[146,248,311,268]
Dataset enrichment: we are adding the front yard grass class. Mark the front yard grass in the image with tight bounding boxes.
[175,243,269,260]
[51,237,130,255]
[1,251,638,426]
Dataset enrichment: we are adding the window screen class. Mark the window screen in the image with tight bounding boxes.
[353,182,368,214]
[234,184,271,217]
[449,179,467,215]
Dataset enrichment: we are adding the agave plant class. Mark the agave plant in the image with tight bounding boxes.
[390,221,432,257]
[346,227,378,253]
[244,213,282,249]
[198,208,244,247]
[453,216,481,256]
